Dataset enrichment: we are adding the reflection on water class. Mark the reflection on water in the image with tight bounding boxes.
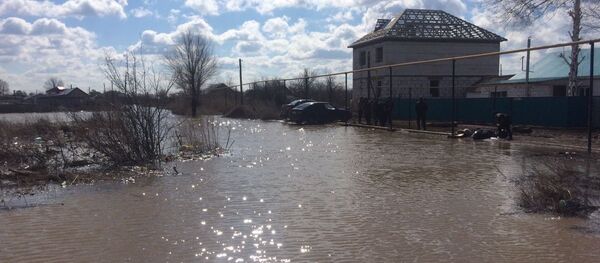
[1,119,600,262]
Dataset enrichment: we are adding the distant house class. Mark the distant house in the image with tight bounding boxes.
[203,83,237,103]
[197,83,238,112]
[348,9,506,100]
[26,86,89,108]
[204,83,236,97]
[468,48,600,98]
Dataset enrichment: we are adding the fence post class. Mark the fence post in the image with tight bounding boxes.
[367,52,371,100]
[452,59,456,136]
[408,87,412,129]
[283,80,286,103]
[345,73,348,110]
[588,41,595,154]
[239,58,244,105]
[328,77,332,103]
[389,66,393,130]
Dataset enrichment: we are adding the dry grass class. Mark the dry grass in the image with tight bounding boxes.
[0,118,100,188]
[515,155,600,216]
[174,116,232,157]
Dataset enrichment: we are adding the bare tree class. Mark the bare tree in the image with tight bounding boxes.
[0,79,8,95]
[71,50,174,167]
[165,31,218,117]
[486,0,600,96]
[290,68,317,99]
[43,77,64,90]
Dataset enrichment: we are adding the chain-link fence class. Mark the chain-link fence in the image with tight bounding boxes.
[226,38,599,152]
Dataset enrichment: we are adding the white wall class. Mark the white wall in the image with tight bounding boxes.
[351,40,500,101]
[352,41,500,75]
[470,78,600,98]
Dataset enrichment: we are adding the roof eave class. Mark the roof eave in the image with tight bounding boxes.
[349,37,507,49]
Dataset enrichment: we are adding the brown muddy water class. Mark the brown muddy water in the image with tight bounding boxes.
[2,119,600,262]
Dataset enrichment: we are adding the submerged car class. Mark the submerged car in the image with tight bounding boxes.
[280,99,314,119]
[289,102,351,124]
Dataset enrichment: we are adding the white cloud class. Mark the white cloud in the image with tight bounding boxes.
[184,0,219,16]
[129,16,217,54]
[327,10,354,23]
[218,20,265,43]
[167,9,181,24]
[262,17,306,38]
[0,0,128,19]
[30,18,69,35]
[0,17,111,92]
[0,17,32,35]
[130,6,153,18]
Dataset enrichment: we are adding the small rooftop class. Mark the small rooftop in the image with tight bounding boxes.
[349,9,506,48]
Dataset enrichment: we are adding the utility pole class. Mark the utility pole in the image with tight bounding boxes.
[239,58,244,105]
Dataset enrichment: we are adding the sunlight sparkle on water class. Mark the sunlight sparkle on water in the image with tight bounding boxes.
[300,245,311,253]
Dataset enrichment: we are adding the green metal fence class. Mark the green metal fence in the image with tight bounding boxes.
[393,96,599,128]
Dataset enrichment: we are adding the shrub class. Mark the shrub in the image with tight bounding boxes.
[516,157,599,216]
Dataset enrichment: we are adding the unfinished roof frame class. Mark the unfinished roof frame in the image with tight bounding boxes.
[349,9,507,48]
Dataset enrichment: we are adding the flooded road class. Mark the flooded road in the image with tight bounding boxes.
[1,119,600,262]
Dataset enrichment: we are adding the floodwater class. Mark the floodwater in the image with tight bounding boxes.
[2,119,600,262]
[0,112,76,123]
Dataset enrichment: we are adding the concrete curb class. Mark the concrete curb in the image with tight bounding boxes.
[340,122,453,136]
[339,122,598,153]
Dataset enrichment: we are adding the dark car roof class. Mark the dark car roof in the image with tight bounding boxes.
[289,99,314,106]
[293,101,318,109]
[293,101,334,110]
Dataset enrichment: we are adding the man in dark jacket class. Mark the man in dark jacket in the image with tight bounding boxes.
[358,97,367,124]
[495,112,513,140]
[415,98,428,130]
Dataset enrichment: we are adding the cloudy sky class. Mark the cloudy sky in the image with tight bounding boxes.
[0,0,594,93]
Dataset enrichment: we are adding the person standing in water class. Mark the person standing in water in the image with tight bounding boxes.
[415,98,428,130]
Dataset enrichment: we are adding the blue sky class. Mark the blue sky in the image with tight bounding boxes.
[0,0,590,92]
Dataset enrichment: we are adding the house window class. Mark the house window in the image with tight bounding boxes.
[359,51,366,66]
[377,80,382,87]
[553,85,566,97]
[429,80,440,87]
[491,91,507,97]
[430,88,440,97]
[375,47,383,63]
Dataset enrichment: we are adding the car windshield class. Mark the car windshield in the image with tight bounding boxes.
[324,104,335,110]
